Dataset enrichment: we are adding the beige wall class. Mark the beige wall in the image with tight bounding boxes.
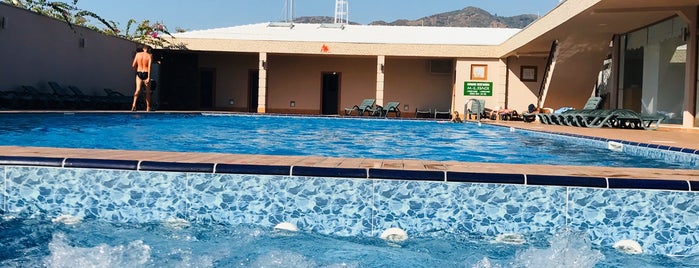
[454,59,507,115]
[0,3,138,96]
[266,55,376,114]
[384,58,454,115]
[198,52,257,110]
[506,56,547,112]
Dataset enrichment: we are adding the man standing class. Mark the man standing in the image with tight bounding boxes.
[131,45,152,111]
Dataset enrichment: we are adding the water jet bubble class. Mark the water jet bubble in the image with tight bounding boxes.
[162,217,191,230]
[51,214,82,225]
[380,227,408,243]
[274,222,299,232]
[613,239,643,254]
[493,233,525,245]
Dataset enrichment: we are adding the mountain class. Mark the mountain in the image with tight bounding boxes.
[293,7,538,29]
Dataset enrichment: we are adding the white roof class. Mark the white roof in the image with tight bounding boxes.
[174,23,521,46]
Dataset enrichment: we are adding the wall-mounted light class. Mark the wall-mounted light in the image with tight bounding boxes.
[79,38,85,48]
[228,99,235,105]
[403,104,409,111]
[290,101,295,107]
[380,64,385,73]
[261,60,267,70]
[1,17,6,29]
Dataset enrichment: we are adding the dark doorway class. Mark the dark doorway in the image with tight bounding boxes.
[321,72,340,115]
[158,52,199,110]
[248,70,259,113]
[200,69,215,109]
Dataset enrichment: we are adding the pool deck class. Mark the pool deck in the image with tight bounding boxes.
[0,113,698,181]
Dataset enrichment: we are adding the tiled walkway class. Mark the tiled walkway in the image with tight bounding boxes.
[1,114,698,181]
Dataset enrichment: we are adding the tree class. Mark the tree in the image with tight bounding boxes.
[3,0,174,47]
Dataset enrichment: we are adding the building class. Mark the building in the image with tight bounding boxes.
[2,0,697,128]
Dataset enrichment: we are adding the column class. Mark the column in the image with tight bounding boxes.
[376,55,385,107]
[258,52,267,114]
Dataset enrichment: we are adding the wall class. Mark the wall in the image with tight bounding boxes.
[266,55,376,114]
[505,56,547,112]
[454,59,507,116]
[0,3,138,96]
[383,58,454,116]
[198,52,257,110]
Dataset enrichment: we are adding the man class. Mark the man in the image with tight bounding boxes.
[131,45,152,111]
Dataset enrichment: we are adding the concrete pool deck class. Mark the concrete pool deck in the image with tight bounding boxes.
[0,114,697,181]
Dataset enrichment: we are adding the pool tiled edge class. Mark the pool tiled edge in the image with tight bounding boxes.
[0,155,696,192]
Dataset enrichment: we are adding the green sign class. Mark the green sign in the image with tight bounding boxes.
[464,82,493,96]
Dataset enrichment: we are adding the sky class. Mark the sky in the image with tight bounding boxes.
[78,0,562,31]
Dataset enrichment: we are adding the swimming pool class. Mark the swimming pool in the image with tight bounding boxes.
[0,112,695,169]
[1,112,698,267]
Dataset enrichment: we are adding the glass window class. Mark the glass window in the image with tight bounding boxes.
[620,17,687,124]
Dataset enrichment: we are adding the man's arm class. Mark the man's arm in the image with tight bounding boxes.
[146,55,152,81]
[132,54,138,70]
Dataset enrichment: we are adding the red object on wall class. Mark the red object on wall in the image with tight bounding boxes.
[321,44,330,53]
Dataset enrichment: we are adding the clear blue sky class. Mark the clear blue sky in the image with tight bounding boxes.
[78,0,562,31]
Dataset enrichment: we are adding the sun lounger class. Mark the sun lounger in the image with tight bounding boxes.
[434,108,451,119]
[415,108,432,118]
[344,98,375,116]
[586,109,664,130]
[378,101,401,117]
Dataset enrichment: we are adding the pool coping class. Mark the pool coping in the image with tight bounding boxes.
[1,147,697,192]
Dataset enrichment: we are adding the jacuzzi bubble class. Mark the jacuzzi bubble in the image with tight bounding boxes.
[380,228,408,243]
[613,240,643,254]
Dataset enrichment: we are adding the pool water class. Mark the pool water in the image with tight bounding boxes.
[0,113,693,169]
[1,215,695,268]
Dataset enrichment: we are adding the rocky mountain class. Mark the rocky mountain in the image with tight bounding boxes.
[293,6,537,29]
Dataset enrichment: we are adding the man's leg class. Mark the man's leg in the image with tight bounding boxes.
[144,81,151,111]
[132,77,142,111]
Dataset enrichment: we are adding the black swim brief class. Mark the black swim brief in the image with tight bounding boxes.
[136,71,149,80]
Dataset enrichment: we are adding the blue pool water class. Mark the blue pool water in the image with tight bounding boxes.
[3,216,695,267]
[0,112,694,169]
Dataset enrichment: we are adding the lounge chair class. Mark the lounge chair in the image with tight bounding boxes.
[48,82,87,109]
[22,85,61,109]
[378,101,401,117]
[104,88,133,110]
[587,109,664,130]
[415,108,432,118]
[465,99,485,121]
[68,85,111,109]
[344,98,375,116]
[538,96,602,126]
[434,108,452,119]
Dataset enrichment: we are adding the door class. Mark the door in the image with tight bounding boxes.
[248,70,259,113]
[321,72,340,115]
[158,52,198,110]
[199,69,215,109]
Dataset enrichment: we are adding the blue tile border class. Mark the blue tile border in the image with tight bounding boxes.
[216,164,291,175]
[0,156,63,167]
[369,168,444,181]
[487,123,699,160]
[527,175,607,188]
[64,158,139,170]
[139,161,215,173]
[447,172,524,184]
[0,154,695,192]
[608,178,689,191]
[292,166,367,178]
[691,181,699,192]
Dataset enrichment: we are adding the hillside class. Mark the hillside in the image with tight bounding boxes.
[293,6,537,28]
